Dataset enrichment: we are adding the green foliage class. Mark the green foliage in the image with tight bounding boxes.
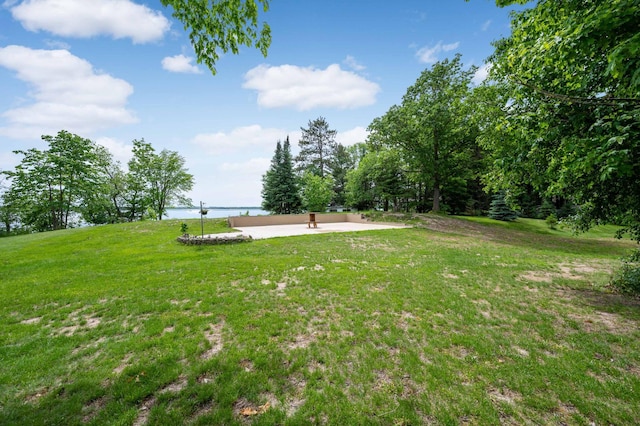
[301,172,334,212]
[485,0,640,242]
[610,249,640,295]
[295,116,337,178]
[180,222,189,234]
[368,54,481,213]
[327,143,355,206]
[545,213,558,230]
[128,139,194,221]
[160,0,271,75]
[3,130,108,231]
[345,148,408,212]
[262,137,302,214]
[488,192,518,222]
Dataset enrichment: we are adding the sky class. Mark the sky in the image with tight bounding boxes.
[0,0,521,207]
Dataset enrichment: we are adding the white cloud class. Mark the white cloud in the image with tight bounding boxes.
[415,41,460,64]
[95,137,133,164]
[161,54,202,74]
[343,55,365,71]
[192,125,292,155]
[242,64,380,110]
[8,0,170,43]
[0,45,137,139]
[220,157,270,173]
[337,126,368,146]
[472,62,492,85]
[482,20,492,31]
[44,39,70,49]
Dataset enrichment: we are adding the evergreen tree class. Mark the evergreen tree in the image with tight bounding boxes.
[262,137,302,214]
[328,143,355,206]
[488,191,518,222]
[295,117,337,178]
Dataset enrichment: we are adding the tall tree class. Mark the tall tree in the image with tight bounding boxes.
[368,55,478,212]
[485,0,640,240]
[262,137,302,214]
[3,131,105,231]
[327,143,356,206]
[128,139,194,221]
[160,0,271,75]
[296,117,337,178]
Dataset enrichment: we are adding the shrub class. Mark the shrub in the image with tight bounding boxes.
[610,249,640,295]
[488,192,518,222]
[545,213,558,230]
[180,223,188,234]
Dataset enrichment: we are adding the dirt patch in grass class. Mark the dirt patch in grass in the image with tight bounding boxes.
[113,353,133,375]
[488,387,521,405]
[567,311,637,335]
[132,396,156,426]
[20,317,42,325]
[159,375,187,394]
[201,321,225,360]
[519,271,553,283]
[287,333,316,350]
[82,395,107,423]
[239,359,254,372]
[24,387,49,404]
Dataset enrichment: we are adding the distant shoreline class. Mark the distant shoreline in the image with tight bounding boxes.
[168,206,262,210]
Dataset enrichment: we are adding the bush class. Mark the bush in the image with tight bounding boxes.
[488,192,518,222]
[610,249,640,295]
[545,213,558,230]
[180,223,188,234]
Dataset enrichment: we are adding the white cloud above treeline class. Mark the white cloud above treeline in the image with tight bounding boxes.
[242,64,380,110]
[162,55,202,74]
[0,45,137,139]
[472,62,492,85]
[7,0,170,43]
[191,125,295,155]
[415,41,460,64]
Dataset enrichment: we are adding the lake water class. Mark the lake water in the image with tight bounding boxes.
[165,208,269,219]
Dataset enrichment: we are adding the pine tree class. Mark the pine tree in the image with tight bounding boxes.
[261,137,302,214]
[295,117,337,178]
[488,191,518,221]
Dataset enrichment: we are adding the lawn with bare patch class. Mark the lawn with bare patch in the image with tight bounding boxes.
[1,216,639,425]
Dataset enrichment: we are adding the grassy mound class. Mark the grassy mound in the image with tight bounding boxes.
[1,216,639,425]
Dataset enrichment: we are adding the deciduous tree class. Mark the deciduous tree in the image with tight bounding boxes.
[485,0,640,240]
[160,0,271,75]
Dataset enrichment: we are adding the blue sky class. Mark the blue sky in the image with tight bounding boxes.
[0,0,519,207]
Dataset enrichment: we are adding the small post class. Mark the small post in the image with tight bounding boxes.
[200,201,205,238]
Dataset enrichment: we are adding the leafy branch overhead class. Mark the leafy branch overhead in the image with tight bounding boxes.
[160,0,271,75]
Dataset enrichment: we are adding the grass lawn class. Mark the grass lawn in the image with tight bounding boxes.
[1,215,639,425]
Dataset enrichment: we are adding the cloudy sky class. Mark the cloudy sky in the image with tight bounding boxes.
[0,0,518,207]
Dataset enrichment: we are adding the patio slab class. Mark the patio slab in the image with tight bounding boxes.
[203,221,408,240]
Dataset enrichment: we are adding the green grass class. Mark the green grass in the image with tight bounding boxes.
[1,216,639,425]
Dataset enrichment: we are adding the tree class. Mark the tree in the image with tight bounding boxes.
[160,0,271,75]
[345,148,408,212]
[301,172,334,213]
[3,131,107,231]
[296,117,337,178]
[488,191,517,222]
[368,55,479,213]
[327,143,356,206]
[128,139,194,221]
[262,137,302,214]
[485,0,640,240]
